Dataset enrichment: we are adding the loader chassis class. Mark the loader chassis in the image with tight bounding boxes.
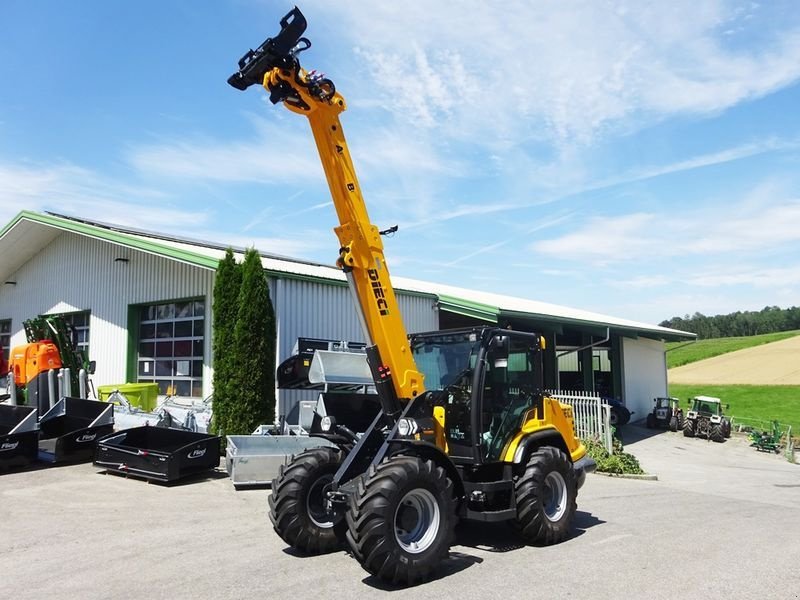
[229,8,595,585]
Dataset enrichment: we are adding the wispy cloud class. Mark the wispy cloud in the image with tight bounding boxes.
[0,161,207,229]
[313,1,800,147]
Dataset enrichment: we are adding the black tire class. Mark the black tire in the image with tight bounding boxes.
[512,447,577,546]
[669,416,678,432]
[723,420,731,438]
[677,414,685,430]
[710,423,725,443]
[345,456,456,586]
[683,419,695,437]
[268,447,345,554]
[646,413,656,429]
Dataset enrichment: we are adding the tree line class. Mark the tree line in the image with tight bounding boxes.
[660,305,800,340]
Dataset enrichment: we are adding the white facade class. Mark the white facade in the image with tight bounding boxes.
[0,232,216,396]
[622,337,669,421]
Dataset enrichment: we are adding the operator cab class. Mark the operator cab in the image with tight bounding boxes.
[410,327,544,465]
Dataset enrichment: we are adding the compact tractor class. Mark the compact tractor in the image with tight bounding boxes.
[682,396,731,443]
[645,397,683,431]
[228,8,595,585]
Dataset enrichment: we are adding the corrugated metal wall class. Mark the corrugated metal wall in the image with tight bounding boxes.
[0,230,439,421]
[273,277,438,419]
[0,232,215,395]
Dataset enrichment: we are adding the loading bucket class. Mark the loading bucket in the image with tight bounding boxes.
[38,397,114,464]
[95,426,220,483]
[225,434,336,487]
[0,405,38,471]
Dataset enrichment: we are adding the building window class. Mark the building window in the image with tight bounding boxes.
[0,319,10,362]
[60,311,91,356]
[137,300,204,397]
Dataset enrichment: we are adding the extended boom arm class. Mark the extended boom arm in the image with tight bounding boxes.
[228,8,424,416]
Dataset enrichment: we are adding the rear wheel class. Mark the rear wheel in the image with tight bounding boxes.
[513,447,577,545]
[669,416,678,432]
[710,423,725,443]
[345,455,456,586]
[268,447,345,554]
[683,419,695,437]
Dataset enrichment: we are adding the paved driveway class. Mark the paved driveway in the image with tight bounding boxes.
[1,428,798,599]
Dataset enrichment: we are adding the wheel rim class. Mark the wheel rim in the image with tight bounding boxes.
[306,474,335,528]
[543,471,567,522]
[394,488,441,554]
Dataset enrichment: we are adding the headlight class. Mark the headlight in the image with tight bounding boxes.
[397,418,418,437]
[320,416,335,432]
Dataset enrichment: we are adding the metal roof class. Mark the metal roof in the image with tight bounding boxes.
[0,210,696,342]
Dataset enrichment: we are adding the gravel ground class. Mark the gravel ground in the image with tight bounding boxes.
[669,334,800,384]
[1,427,799,600]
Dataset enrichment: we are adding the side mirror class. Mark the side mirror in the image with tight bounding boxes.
[492,335,509,368]
[88,360,97,375]
[687,399,692,406]
[725,404,730,410]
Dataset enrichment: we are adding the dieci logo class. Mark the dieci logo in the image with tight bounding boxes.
[0,441,19,452]
[367,269,390,316]
[188,448,206,459]
[76,433,97,443]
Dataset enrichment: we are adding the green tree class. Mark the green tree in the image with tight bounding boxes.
[210,248,242,437]
[228,247,276,434]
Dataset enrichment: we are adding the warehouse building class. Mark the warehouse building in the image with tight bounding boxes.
[0,211,694,421]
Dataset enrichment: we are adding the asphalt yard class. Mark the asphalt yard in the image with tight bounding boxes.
[1,426,798,600]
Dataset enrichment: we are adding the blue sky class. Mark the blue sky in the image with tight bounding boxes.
[2,1,800,325]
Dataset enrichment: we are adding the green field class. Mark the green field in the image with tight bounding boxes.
[668,383,800,434]
[666,330,800,369]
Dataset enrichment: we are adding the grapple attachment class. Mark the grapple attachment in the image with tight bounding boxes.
[227,7,308,92]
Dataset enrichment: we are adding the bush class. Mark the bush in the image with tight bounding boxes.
[583,437,645,475]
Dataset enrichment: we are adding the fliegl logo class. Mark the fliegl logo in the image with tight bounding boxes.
[367,269,390,316]
[76,433,97,443]
[188,448,207,459]
[0,441,20,452]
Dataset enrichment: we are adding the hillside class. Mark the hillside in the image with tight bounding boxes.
[666,330,800,369]
[668,334,800,385]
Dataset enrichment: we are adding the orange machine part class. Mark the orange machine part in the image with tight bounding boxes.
[10,341,63,386]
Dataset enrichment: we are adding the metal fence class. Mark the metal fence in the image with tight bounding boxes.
[730,415,796,464]
[547,389,613,453]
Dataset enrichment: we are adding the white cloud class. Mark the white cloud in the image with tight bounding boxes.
[308,1,800,147]
[0,162,207,230]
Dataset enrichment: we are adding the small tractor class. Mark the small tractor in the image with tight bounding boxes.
[682,396,731,443]
[645,397,683,431]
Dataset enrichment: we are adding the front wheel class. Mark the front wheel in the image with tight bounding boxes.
[668,416,678,432]
[268,447,345,554]
[710,423,725,443]
[683,420,695,438]
[512,447,577,545]
[345,456,456,586]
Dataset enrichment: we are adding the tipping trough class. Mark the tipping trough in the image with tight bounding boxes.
[95,426,220,483]
[0,404,38,471]
[38,397,114,464]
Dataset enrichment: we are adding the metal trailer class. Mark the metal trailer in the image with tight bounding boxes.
[0,404,38,471]
[38,397,114,463]
[95,426,220,483]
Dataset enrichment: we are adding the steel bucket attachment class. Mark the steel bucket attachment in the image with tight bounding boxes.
[38,397,114,463]
[95,426,220,483]
[0,404,38,471]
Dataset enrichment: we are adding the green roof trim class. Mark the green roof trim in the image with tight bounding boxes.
[437,294,498,323]
[3,211,220,270]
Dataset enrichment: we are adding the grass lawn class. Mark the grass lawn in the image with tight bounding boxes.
[668,383,800,434]
[666,330,800,369]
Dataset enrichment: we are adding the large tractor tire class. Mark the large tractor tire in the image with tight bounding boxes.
[345,455,456,586]
[268,447,346,554]
[512,447,577,546]
[646,413,656,429]
[669,416,678,432]
[710,423,725,443]
[683,419,695,438]
[722,419,732,438]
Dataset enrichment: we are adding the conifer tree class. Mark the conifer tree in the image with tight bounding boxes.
[210,248,242,437]
[229,247,276,434]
